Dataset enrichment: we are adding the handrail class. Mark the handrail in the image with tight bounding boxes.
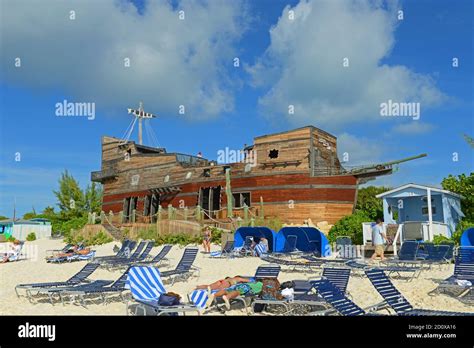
[392,224,403,256]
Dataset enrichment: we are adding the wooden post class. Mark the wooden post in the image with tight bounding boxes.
[119,211,123,224]
[168,204,173,220]
[109,210,114,223]
[184,207,188,221]
[156,205,162,234]
[92,212,96,224]
[250,217,255,227]
[132,209,136,223]
[243,204,248,223]
[87,212,92,224]
[100,211,105,224]
[225,168,233,218]
[259,196,264,219]
[196,205,202,222]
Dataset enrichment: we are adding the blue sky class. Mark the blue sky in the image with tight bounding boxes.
[0,0,473,217]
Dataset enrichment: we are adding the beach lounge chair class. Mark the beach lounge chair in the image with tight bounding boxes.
[260,254,322,273]
[431,246,474,303]
[104,240,155,270]
[160,247,200,285]
[214,264,281,313]
[345,259,421,281]
[210,240,234,258]
[3,241,25,262]
[93,239,136,262]
[272,235,302,258]
[311,279,366,316]
[234,236,255,257]
[56,267,133,306]
[134,244,172,266]
[98,240,146,266]
[335,236,353,259]
[252,267,351,315]
[383,240,423,267]
[15,263,100,300]
[365,268,473,316]
[126,266,200,316]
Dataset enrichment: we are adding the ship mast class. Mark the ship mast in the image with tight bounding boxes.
[123,102,157,145]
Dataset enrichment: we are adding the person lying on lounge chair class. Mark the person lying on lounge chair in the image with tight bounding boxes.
[45,245,90,261]
[195,276,252,291]
[1,240,22,263]
[206,280,264,310]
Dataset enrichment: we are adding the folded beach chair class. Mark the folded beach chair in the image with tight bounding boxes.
[365,268,473,316]
[210,240,234,258]
[336,236,353,259]
[5,241,25,262]
[15,263,99,300]
[431,246,474,303]
[160,247,200,285]
[233,236,255,257]
[104,240,155,269]
[126,266,200,316]
[252,267,351,315]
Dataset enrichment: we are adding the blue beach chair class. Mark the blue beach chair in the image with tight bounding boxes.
[365,268,473,316]
[126,266,200,316]
[160,248,200,285]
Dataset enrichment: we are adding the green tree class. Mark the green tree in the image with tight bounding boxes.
[0,215,9,220]
[42,206,55,216]
[328,210,370,244]
[356,186,390,220]
[441,173,474,221]
[22,211,37,220]
[53,170,85,218]
[84,182,103,213]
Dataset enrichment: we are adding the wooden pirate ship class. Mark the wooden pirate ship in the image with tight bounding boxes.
[91,103,426,226]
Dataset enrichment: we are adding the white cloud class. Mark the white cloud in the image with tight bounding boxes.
[392,122,436,135]
[0,0,249,118]
[337,132,384,167]
[247,0,446,129]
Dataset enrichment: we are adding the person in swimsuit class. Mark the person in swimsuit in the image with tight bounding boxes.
[195,276,251,291]
[202,226,212,253]
[206,280,264,310]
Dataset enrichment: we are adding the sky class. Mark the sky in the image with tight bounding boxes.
[0,0,473,217]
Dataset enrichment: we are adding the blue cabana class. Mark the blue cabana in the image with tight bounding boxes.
[274,227,331,256]
[461,227,474,247]
[234,227,277,252]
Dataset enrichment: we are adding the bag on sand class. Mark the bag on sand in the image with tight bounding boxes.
[280,281,295,290]
[158,292,181,306]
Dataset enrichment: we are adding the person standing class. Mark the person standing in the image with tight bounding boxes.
[371,218,388,261]
[202,226,212,253]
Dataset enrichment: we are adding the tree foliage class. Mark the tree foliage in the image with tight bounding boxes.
[355,186,390,220]
[328,210,371,245]
[441,173,474,221]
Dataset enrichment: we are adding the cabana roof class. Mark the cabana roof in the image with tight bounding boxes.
[376,183,463,200]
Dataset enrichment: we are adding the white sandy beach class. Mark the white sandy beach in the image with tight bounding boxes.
[0,239,472,316]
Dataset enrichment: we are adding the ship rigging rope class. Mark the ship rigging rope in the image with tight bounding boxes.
[144,119,161,148]
[120,115,138,144]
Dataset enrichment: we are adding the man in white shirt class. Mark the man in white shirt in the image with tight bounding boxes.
[371,219,388,261]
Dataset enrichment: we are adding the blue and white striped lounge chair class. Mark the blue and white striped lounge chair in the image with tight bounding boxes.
[255,242,268,257]
[15,263,99,300]
[126,266,200,316]
[160,248,200,285]
[431,247,474,303]
[366,268,473,316]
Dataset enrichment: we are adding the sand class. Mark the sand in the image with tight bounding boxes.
[0,238,472,315]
